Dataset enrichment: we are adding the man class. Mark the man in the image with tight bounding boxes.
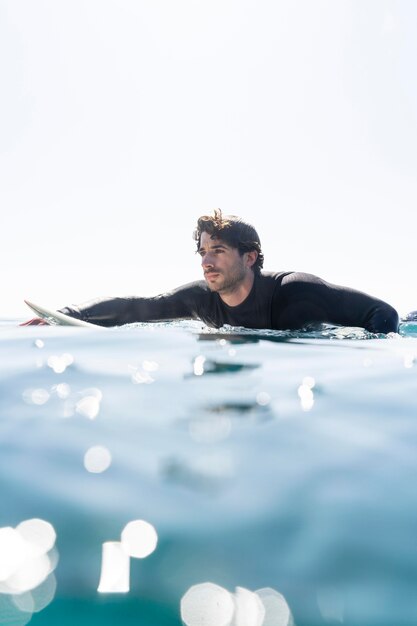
[22,209,399,333]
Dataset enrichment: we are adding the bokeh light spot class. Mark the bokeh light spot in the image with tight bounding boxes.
[16,519,56,557]
[317,586,344,623]
[234,586,265,626]
[75,390,102,419]
[54,383,71,399]
[0,519,57,598]
[121,520,158,558]
[193,356,206,376]
[0,595,32,626]
[256,392,271,406]
[84,446,112,473]
[131,370,154,384]
[181,582,235,626]
[142,360,159,372]
[97,542,130,593]
[22,388,50,406]
[0,527,27,582]
[302,376,315,389]
[47,353,74,374]
[297,384,314,412]
[12,573,57,614]
[255,587,294,626]
[5,554,52,595]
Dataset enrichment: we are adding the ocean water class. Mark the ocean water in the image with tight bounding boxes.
[1,319,417,626]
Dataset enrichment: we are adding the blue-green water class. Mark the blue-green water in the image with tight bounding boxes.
[1,320,417,626]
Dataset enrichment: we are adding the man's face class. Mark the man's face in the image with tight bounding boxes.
[198,231,249,294]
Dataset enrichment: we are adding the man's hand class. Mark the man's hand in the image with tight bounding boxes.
[19,318,50,326]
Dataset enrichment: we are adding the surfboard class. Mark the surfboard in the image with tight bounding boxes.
[24,300,103,328]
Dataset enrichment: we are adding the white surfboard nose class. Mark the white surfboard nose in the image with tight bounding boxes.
[24,300,104,328]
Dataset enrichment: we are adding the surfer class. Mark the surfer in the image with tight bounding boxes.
[21,209,399,333]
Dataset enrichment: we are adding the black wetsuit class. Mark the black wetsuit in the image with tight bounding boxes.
[60,271,399,333]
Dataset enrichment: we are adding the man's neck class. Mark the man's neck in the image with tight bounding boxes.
[219,272,255,307]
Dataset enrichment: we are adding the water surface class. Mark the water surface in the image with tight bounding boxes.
[1,320,417,625]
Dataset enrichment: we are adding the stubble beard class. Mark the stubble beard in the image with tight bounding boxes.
[205,264,247,295]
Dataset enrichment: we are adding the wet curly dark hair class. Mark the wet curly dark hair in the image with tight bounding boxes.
[193,209,264,275]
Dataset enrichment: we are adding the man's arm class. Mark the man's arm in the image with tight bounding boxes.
[58,281,208,327]
[274,273,399,333]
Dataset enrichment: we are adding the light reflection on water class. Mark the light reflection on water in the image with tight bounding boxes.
[97,542,130,593]
[191,356,259,377]
[97,520,158,593]
[84,445,112,473]
[316,586,344,623]
[1,321,417,624]
[46,353,74,374]
[121,520,158,559]
[75,388,102,419]
[180,583,294,626]
[0,519,58,622]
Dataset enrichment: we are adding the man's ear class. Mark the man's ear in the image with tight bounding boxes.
[246,250,258,269]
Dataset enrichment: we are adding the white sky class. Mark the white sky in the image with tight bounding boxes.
[1,0,416,318]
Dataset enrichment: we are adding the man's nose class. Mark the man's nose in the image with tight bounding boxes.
[201,253,214,268]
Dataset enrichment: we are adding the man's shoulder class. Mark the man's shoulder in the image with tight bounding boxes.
[169,280,211,297]
[259,270,295,284]
[259,271,324,300]
[261,270,325,285]
[173,280,210,293]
